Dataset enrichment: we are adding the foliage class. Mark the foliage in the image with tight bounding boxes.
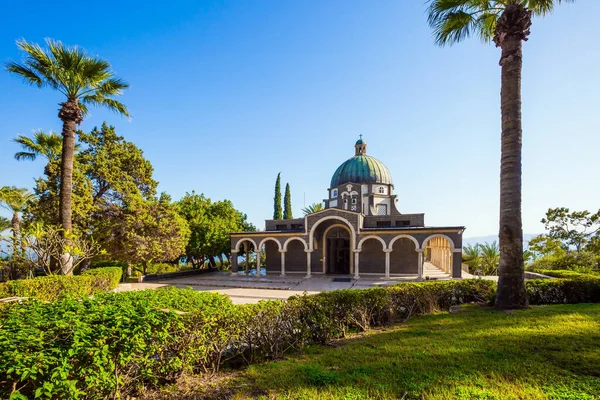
[528,234,566,258]
[302,201,324,215]
[10,223,104,275]
[105,194,190,275]
[541,207,600,251]
[176,191,255,268]
[6,38,130,117]
[0,267,122,302]
[3,277,600,399]
[462,241,500,275]
[273,172,282,220]
[526,275,600,304]
[426,0,573,46]
[0,217,10,233]
[12,130,64,162]
[283,182,292,219]
[531,269,599,279]
[529,251,600,274]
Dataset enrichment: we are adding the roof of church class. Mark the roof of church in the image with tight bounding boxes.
[330,139,392,187]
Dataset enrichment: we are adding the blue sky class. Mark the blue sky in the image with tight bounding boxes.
[1,0,598,238]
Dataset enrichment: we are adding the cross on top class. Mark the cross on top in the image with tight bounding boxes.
[359,134,363,140]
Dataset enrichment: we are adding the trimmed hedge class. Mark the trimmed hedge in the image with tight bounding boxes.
[0,267,122,302]
[1,277,599,398]
[0,280,495,399]
[526,275,600,304]
[531,269,599,279]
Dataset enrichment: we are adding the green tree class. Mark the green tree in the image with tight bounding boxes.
[105,194,190,275]
[528,234,566,258]
[177,191,256,268]
[7,39,130,238]
[302,202,324,215]
[541,207,600,252]
[427,0,573,310]
[273,172,282,220]
[283,183,293,219]
[462,244,482,273]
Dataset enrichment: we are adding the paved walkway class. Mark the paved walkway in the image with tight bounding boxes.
[114,262,473,304]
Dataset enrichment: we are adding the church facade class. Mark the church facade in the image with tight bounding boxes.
[230,139,465,279]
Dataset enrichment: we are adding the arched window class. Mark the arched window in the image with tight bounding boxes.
[332,189,338,198]
[378,186,385,194]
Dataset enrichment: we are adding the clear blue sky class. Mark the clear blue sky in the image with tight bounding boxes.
[1,0,598,238]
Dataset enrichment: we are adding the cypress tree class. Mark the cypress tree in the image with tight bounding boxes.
[273,173,282,220]
[283,183,293,219]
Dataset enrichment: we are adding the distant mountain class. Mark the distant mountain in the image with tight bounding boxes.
[463,234,539,248]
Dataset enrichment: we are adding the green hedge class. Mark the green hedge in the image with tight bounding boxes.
[0,280,495,399]
[531,269,599,279]
[0,267,122,302]
[526,275,600,304]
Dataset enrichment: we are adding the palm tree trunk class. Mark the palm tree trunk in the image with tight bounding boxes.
[11,212,20,258]
[58,99,82,275]
[494,4,531,310]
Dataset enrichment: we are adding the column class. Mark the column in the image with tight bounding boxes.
[279,249,286,277]
[231,250,238,275]
[384,249,392,279]
[255,248,261,278]
[442,247,446,272]
[353,250,360,279]
[244,241,250,275]
[417,250,424,281]
[305,249,313,278]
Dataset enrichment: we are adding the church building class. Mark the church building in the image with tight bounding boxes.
[230,139,465,279]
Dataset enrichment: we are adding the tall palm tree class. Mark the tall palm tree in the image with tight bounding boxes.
[13,129,63,162]
[427,0,573,309]
[6,39,130,238]
[0,187,35,256]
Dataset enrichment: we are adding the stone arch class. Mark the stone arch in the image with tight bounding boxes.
[357,235,387,251]
[234,237,258,252]
[389,235,420,251]
[308,215,357,250]
[258,237,282,251]
[283,237,308,251]
[421,234,455,250]
[321,223,354,275]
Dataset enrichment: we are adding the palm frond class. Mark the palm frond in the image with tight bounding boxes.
[427,0,503,46]
[0,186,36,213]
[527,0,575,16]
[7,38,130,118]
[13,130,63,161]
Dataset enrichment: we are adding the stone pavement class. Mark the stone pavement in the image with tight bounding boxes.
[113,262,467,304]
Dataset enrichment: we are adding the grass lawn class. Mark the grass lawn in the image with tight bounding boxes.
[150,304,600,399]
[234,304,600,399]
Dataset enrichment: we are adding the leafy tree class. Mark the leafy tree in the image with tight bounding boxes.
[283,183,293,219]
[7,39,130,239]
[528,234,566,258]
[541,207,600,251]
[177,191,256,268]
[273,172,282,220]
[427,0,574,310]
[302,202,324,215]
[462,244,481,273]
[105,194,190,275]
[463,242,500,275]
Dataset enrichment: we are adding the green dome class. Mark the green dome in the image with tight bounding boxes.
[355,139,364,145]
[330,155,392,187]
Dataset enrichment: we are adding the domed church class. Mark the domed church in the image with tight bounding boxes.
[230,138,465,280]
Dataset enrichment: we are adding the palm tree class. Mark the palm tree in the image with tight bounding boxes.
[462,244,482,273]
[479,242,501,276]
[6,39,129,238]
[302,202,324,215]
[427,0,573,309]
[0,187,35,256]
[13,129,63,162]
[0,217,10,233]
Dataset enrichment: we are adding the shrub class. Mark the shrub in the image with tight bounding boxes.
[526,275,600,304]
[0,267,122,301]
[532,269,598,279]
[530,251,600,273]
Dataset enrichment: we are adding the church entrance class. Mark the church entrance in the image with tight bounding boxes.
[326,227,350,274]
